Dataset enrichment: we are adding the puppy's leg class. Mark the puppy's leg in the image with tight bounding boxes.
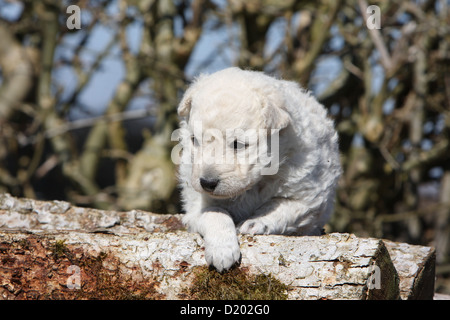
[183,207,241,272]
[238,199,329,236]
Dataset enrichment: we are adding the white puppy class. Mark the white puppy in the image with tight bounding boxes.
[176,67,341,272]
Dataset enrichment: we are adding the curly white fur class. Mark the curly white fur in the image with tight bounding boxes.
[177,67,342,271]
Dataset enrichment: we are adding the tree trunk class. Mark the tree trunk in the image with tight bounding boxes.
[0,194,436,300]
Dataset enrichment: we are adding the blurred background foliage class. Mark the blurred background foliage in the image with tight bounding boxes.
[0,0,449,293]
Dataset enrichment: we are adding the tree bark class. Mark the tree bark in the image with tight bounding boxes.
[0,194,436,300]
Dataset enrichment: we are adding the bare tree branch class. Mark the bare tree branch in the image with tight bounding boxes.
[358,0,393,73]
[0,24,34,120]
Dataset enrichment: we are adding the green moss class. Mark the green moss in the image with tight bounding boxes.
[186,266,289,300]
[51,239,69,260]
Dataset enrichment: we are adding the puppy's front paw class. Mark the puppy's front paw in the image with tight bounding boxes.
[239,219,269,235]
[204,233,241,272]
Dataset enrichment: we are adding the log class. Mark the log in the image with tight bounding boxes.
[0,194,436,300]
[384,240,436,300]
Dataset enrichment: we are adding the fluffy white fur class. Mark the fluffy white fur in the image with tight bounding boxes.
[177,67,342,272]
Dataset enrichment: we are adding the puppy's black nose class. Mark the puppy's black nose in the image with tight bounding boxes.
[200,177,219,192]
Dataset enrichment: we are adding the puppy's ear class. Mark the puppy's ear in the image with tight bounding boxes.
[267,105,290,129]
[178,89,193,117]
[178,74,207,118]
[262,95,291,129]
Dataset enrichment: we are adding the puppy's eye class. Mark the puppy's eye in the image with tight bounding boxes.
[191,136,199,146]
[231,139,247,151]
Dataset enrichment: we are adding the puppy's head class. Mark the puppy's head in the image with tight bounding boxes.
[178,68,290,199]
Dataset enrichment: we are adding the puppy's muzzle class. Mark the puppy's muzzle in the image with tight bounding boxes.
[200,177,219,192]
